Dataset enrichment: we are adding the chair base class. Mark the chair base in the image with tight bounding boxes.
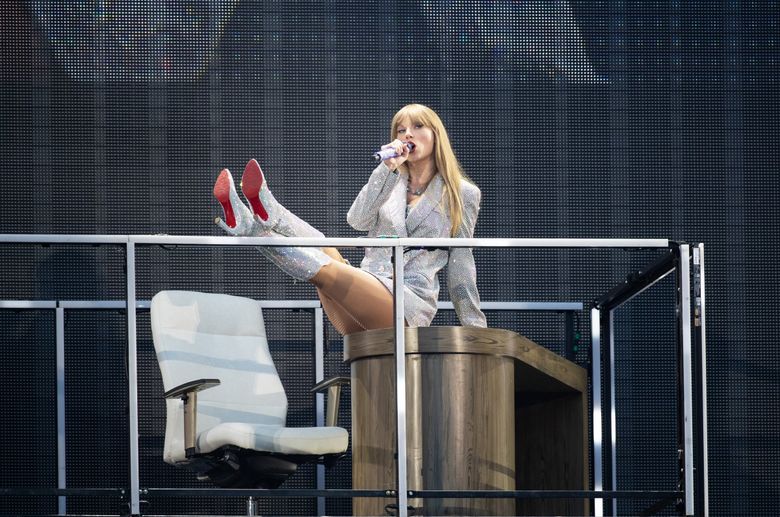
[182,445,343,489]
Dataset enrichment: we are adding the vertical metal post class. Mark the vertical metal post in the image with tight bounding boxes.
[678,244,695,516]
[694,244,709,516]
[56,307,66,515]
[608,311,618,517]
[590,307,604,517]
[126,243,141,515]
[564,311,575,361]
[393,244,408,517]
[314,307,326,516]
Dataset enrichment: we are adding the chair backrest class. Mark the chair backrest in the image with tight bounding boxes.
[150,290,288,464]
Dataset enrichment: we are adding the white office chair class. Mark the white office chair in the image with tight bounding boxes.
[150,290,349,489]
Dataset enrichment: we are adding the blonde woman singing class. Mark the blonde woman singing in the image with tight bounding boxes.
[213,104,486,334]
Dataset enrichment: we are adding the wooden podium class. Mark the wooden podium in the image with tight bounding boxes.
[345,326,589,516]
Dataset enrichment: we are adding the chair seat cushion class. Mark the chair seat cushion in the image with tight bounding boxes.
[197,422,349,456]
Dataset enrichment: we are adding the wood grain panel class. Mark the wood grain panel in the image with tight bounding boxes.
[345,326,586,393]
[347,327,588,516]
[349,331,516,515]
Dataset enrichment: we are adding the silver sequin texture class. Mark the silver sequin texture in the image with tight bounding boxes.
[347,162,487,328]
[250,210,332,282]
[254,236,331,282]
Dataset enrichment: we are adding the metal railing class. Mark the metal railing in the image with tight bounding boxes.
[0,234,706,517]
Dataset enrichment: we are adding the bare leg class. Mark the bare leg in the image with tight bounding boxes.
[314,248,374,334]
[316,289,368,335]
[315,249,360,333]
[310,261,396,333]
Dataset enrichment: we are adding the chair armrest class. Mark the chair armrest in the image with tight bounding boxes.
[163,378,220,458]
[310,376,350,393]
[164,378,221,399]
[310,376,350,428]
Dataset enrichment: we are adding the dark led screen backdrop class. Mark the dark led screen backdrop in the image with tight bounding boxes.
[1,1,778,515]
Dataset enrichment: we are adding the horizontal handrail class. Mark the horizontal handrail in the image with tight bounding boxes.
[138,487,682,500]
[0,234,128,244]
[0,300,583,311]
[0,488,126,497]
[0,234,669,249]
[0,300,58,309]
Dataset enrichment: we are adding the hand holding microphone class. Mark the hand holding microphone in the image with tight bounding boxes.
[374,140,415,169]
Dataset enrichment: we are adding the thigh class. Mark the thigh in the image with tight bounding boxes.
[311,261,396,331]
[316,289,367,335]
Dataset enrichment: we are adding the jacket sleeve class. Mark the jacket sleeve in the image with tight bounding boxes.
[346,162,402,231]
[447,185,487,328]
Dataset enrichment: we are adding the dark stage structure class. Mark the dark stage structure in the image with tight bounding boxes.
[1,1,777,516]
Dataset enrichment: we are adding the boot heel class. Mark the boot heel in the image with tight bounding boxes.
[241,158,270,221]
[213,169,237,228]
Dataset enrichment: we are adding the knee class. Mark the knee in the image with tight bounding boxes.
[310,260,337,289]
[321,247,346,263]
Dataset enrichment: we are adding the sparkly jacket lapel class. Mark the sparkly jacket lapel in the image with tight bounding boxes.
[405,173,445,236]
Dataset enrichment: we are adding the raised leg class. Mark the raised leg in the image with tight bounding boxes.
[215,163,396,333]
[258,241,395,333]
[317,289,367,335]
[317,248,400,334]
[310,261,396,332]
[259,244,394,333]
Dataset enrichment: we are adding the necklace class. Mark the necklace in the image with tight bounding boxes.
[407,170,435,196]
[406,184,427,196]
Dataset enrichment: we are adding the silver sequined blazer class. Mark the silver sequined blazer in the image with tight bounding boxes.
[347,162,487,328]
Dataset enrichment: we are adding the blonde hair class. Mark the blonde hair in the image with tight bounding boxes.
[391,104,469,237]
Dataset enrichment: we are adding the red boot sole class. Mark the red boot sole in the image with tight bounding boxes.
[213,169,237,228]
[242,158,269,221]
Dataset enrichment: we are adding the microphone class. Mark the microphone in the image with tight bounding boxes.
[373,142,415,161]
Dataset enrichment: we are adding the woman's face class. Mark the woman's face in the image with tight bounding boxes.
[396,116,435,164]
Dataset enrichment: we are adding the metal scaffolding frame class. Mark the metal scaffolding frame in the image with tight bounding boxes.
[591,243,709,517]
[0,234,707,516]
